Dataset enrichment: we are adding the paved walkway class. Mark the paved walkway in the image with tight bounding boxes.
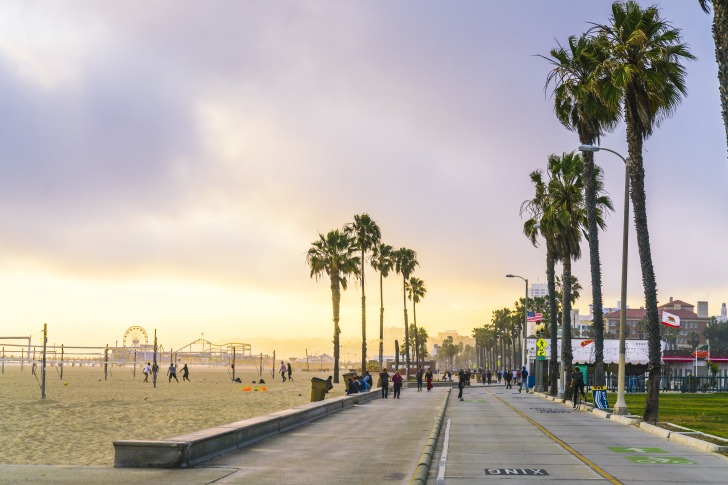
[431,384,728,484]
[1,384,727,484]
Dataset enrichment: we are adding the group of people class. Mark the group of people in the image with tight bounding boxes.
[500,366,529,392]
[415,366,434,392]
[346,371,373,395]
[141,362,190,383]
[279,361,294,381]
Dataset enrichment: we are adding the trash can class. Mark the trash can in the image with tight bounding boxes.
[310,377,329,402]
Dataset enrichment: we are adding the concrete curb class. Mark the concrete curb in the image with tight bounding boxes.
[114,388,382,468]
[410,388,451,485]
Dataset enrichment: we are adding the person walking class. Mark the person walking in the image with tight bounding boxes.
[142,362,151,382]
[425,368,433,392]
[457,369,466,401]
[380,368,390,398]
[168,363,179,383]
[287,362,293,382]
[180,364,190,382]
[486,369,492,385]
[504,369,512,389]
[392,370,403,399]
[416,366,424,392]
[519,365,529,393]
[279,361,287,382]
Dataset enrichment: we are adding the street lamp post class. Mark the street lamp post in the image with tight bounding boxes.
[506,274,528,381]
[579,144,630,415]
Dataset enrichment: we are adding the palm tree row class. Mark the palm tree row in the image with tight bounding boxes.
[306,213,427,382]
[536,1,694,421]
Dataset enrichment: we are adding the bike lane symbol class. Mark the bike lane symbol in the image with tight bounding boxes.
[625,456,696,465]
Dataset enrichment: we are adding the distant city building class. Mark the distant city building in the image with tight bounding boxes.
[720,303,727,323]
[529,283,548,299]
[697,301,709,318]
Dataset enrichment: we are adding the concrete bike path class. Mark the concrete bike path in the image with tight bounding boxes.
[430,385,728,484]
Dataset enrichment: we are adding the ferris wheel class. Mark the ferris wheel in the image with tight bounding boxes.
[123,326,149,348]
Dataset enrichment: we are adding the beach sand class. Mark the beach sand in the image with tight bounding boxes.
[0,365,348,466]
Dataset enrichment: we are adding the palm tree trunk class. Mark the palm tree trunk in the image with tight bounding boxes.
[581,146,606,387]
[413,301,419,367]
[547,243,559,396]
[379,273,384,369]
[330,273,341,384]
[402,276,410,379]
[361,248,367,376]
[625,119,661,423]
[712,0,728,155]
[562,258,574,400]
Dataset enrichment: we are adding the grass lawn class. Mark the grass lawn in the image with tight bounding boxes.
[606,392,728,439]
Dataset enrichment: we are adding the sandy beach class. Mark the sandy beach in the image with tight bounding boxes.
[0,364,348,466]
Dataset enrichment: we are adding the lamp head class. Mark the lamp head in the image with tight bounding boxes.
[578,144,600,152]
[506,274,515,278]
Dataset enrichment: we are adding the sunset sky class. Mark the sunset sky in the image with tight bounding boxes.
[1,1,726,355]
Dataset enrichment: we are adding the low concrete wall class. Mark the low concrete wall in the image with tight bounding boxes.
[114,388,381,468]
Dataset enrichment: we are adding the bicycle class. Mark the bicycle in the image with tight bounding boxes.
[572,385,586,409]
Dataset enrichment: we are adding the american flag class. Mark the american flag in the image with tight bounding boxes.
[527,312,543,322]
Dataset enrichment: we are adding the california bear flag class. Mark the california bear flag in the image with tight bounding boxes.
[661,311,680,328]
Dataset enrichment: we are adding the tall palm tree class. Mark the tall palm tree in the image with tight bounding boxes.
[521,169,561,396]
[545,151,610,399]
[306,229,360,383]
[700,1,728,154]
[394,247,418,378]
[542,33,620,388]
[344,214,382,375]
[406,277,427,366]
[371,242,395,368]
[594,1,695,422]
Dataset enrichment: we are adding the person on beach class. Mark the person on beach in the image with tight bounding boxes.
[143,362,151,382]
[280,361,287,381]
[392,371,403,399]
[379,368,390,398]
[504,369,512,389]
[152,362,159,382]
[416,366,424,392]
[168,363,179,383]
[347,377,360,395]
[362,372,372,391]
[326,375,333,392]
[457,369,466,401]
[425,368,433,392]
[180,364,190,382]
[287,362,293,381]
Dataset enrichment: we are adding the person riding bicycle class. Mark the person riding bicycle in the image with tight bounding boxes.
[571,366,586,409]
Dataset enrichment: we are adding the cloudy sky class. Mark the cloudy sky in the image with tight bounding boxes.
[1,1,726,353]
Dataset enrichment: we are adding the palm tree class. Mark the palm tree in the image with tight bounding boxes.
[394,247,418,378]
[699,1,728,154]
[344,214,382,375]
[521,170,561,396]
[371,242,395,368]
[406,277,427,366]
[594,1,695,422]
[306,229,360,383]
[544,151,607,399]
[542,33,620,388]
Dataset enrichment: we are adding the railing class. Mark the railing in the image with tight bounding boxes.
[591,375,728,393]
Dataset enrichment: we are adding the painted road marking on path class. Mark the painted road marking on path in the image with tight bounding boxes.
[436,418,451,485]
[485,468,549,476]
[488,391,623,485]
[609,447,667,454]
[626,456,696,465]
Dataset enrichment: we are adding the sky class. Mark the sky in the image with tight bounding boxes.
[0,1,726,356]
